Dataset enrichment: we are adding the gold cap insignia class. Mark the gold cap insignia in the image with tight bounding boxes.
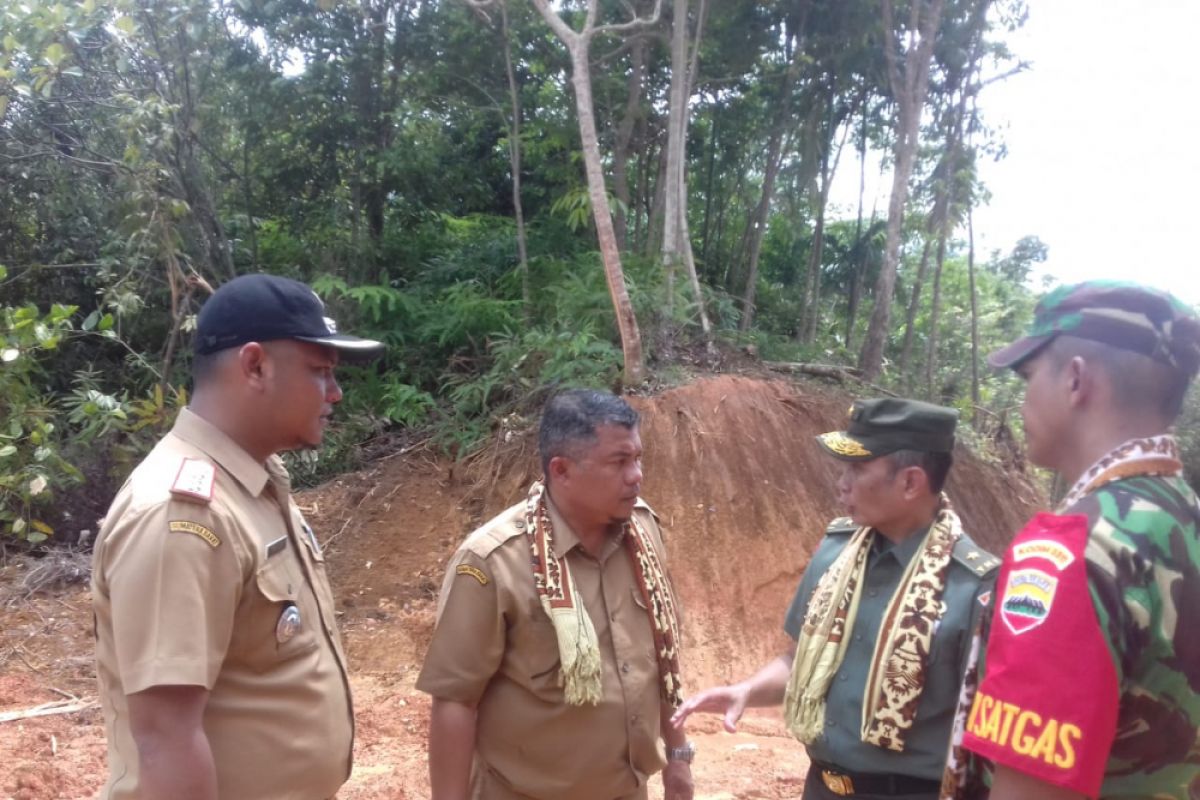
[819,431,872,458]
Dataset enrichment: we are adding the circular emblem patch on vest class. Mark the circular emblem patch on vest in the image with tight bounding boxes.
[1000,568,1059,635]
[276,603,302,643]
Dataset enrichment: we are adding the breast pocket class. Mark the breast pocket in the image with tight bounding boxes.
[244,555,320,671]
[510,614,562,693]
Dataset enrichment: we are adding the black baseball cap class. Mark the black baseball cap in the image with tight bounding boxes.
[194,274,384,361]
[816,398,958,461]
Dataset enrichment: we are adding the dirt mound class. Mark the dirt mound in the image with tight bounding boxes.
[311,375,1043,688]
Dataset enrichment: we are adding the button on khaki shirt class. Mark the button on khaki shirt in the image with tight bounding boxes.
[418,495,676,800]
[92,408,354,799]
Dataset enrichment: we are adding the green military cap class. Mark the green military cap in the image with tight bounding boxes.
[988,280,1200,375]
[816,398,958,461]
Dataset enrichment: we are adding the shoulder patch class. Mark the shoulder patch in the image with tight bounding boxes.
[456,563,489,585]
[169,520,220,548]
[951,534,1001,576]
[825,516,858,536]
[170,458,215,504]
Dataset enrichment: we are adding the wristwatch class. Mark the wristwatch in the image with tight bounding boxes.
[668,741,696,764]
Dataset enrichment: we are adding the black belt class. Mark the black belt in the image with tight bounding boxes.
[810,762,941,797]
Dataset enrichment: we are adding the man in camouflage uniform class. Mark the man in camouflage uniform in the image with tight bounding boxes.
[948,281,1200,799]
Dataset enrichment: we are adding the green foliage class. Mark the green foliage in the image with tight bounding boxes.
[0,0,1041,544]
[0,293,81,542]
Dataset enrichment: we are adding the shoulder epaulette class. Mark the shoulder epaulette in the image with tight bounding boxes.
[825,516,858,536]
[951,534,1002,577]
[169,457,215,504]
[463,506,529,558]
[634,497,661,522]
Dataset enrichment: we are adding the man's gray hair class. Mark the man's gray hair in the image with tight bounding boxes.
[538,389,639,474]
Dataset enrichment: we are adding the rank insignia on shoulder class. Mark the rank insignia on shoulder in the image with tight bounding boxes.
[169,520,220,548]
[170,458,215,503]
[953,538,1001,575]
[456,564,489,586]
[826,517,857,534]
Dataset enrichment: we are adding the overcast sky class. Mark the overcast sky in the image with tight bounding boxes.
[829,0,1200,306]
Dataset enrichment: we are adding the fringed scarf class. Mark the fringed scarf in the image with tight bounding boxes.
[525,480,684,707]
[785,498,963,752]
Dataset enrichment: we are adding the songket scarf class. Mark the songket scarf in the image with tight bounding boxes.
[785,498,963,752]
[524,480,684,707]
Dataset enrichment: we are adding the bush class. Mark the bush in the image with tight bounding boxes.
[0,290,83,542]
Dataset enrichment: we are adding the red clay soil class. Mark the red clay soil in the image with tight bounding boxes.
[0,376,1043,799]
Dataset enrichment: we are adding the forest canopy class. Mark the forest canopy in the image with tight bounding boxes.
[1,0,1194,543]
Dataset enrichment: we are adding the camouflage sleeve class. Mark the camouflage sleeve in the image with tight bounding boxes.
[1075,482,1200,791]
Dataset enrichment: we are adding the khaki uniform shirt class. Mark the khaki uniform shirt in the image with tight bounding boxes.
[417,496,674,800]
[92,408,354,799]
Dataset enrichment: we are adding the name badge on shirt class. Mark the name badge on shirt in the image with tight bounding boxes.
[276,604,302,643]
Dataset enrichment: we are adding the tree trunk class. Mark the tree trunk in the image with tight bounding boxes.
[241,116,258,272]
[612,34,647,252]
[800,96,851,344]
[529,0,658,385]
[648,135,669,258]
[500,3,531,312]
[967,205,980,416]
[845,97,869,348]
[738,22,807,331]
[661,0,712,343]
[925,224,949,400]
[699,103,719,270]
[897,236,933,383]
[857,0,947,382]
[571,46,645,383]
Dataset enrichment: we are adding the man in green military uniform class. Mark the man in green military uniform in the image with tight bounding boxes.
[674,398,999,799]
[945,281,1200,800]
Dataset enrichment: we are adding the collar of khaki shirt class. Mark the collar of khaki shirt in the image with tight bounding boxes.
[171,407,276,498]
[544,491,626,563]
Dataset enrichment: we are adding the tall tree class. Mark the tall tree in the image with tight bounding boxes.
[738,7,808,331]
[858,0,947,381]
[528,0,663,385]
[660,0,713,343]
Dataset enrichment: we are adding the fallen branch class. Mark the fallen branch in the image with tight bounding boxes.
[765,361,900,398]
[764,361,860,380]
[0,698,97,724]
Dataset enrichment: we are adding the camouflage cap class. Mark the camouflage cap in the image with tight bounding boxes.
[816,398,958,462]
[988,280,1200,375]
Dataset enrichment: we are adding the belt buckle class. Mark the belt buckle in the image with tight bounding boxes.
[821,769,855,796]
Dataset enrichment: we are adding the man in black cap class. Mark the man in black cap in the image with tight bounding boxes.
[92,274,383,799]
[673,398,999,799]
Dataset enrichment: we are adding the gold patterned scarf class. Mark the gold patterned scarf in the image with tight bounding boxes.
[1057,434,1182,511]
[785,498,962,751]
[525,480,684,707]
